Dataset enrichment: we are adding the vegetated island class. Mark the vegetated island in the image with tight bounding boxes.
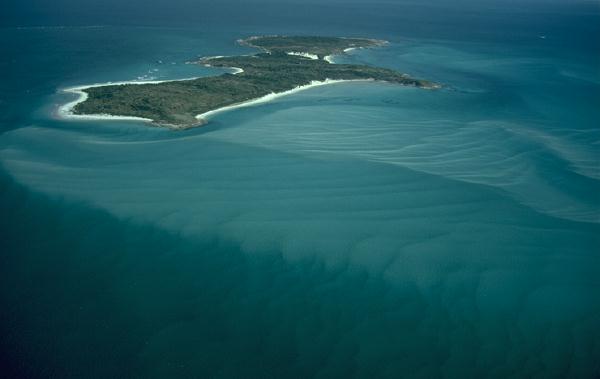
[63,36,439,129]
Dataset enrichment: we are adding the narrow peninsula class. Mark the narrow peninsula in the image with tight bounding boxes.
[64,36,439,129]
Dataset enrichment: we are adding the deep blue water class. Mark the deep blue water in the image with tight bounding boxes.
[1,2,599,378]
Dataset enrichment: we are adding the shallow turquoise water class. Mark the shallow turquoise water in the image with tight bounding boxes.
[0,3,599,378]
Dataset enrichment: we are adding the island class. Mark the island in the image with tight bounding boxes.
[63,36,439,129]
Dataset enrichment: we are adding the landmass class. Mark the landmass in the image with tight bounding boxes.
[239,35,388,59]
[63,36,439,129]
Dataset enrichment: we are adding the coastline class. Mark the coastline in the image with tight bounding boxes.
[196,78,374,123]
[57,63,245,124]
[57,37,430,129]
[58,77,201,123]
[325,43,386,64]
[286,52,319,60]
[60,77,375,128]
[228,67,245,74]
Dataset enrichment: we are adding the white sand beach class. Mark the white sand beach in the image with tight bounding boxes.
[229,67,244,74]
[58,62,374,127]
[196,78,373,122]
[286,52,319,60]
[57,61,247,123]
[58,77,201,122]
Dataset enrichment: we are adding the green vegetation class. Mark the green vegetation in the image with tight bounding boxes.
[73,36,438,128]
[239,35,386,58]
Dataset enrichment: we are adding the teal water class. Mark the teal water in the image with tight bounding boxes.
[1,2,599,378]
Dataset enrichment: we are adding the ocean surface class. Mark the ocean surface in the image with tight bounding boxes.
[1,1,599,378]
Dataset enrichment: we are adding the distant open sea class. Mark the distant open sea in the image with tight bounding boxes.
[0,1,599,378]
